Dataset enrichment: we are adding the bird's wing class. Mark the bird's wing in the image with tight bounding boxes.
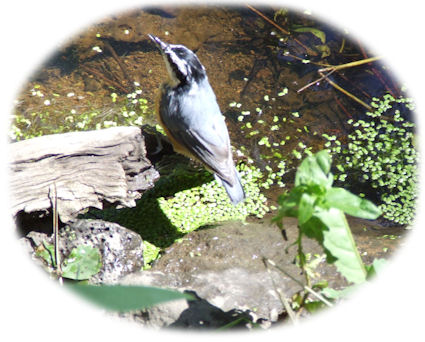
[172,124,236,186]
[159,83,236,185]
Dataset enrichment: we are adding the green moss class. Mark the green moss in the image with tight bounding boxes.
[142,240,161,268]
[158,163,269,233]
[84,158,272,266]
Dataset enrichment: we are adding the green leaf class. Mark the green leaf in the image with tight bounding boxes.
[321,284,361,299]
[68,284,194,311]
[295,151,333,188]
[61,245,102,280]
[314,207,367,284]
[315,150,332,174]
[365,258,387,279]
[293,27,326,44]
[299,217,337,263]
[303,300,325,313]
[36,241,56,267]
[325,187,382,219]
[299,216,325,243]
[298,193,315,225]
[275,189,302,218]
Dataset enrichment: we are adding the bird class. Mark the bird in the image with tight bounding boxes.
[148,34,245,205]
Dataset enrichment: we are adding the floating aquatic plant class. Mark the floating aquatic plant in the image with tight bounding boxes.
[324,94,417,225]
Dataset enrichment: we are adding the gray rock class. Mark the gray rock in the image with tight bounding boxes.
[22,219,144,283]
[117,222,308,328]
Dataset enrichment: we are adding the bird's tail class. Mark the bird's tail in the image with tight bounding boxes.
[215,169,245,205]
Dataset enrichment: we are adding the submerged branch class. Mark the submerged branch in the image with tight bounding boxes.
[246,4,318,56]
[319,70,372,110]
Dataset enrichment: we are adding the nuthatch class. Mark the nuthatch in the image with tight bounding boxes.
[149,34,245,205]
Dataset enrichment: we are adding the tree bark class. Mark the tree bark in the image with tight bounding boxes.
[10,126,159,222]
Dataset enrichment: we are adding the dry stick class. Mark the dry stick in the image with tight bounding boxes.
[49,183,62,281]
[357,41,398,98]
[80,64,129,93]
[246,4,317,56]
[263,258,297,324]
[102,40,133,88]
[318,56,382,73]
[264,257,333,308]
[283,51,332,68]
[337,71,372,100]
[333,93,353,119]
[338,38,346,53]
[317,57,382,110]
[298,57,381,94]
[297,68,336,93]
[319,70,372,111]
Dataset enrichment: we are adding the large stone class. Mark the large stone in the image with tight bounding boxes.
[22,219,144,284]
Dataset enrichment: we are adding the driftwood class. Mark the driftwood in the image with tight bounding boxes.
[10,126,159,222]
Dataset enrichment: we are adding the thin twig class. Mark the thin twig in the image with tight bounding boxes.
[357,40,398,98]
[263,258,298,324]
[102,39,133,88]
[50,183,62,283]
[297,68,336,93]
[80,64,129,93]
[318,70,372,110]
[318,56,381,73]
[264,257,333,308]
[333,93,353,119]
[338,38,346,53]
[281,51,332,67]
[246,4,317,56]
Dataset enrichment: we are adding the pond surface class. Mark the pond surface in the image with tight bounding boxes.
[13,6,403,164]
[13,5,414,242]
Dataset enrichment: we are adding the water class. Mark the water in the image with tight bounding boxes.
[13,6,413,221]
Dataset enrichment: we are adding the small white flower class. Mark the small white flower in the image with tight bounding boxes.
[134,116,143,125]
[67,92,75,97]
[103,120,117,128]
[44,99,51,106]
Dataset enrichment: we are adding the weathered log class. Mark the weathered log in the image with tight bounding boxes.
[10,126,160,222]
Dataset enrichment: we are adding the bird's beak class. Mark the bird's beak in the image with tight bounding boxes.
[148,34,168,52]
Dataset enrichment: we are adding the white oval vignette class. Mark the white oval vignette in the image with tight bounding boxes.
[1,1,424,341]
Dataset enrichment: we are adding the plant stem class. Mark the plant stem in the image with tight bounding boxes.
[263,257,298,324]
[246,4,317,56]
[264,258,333,308]
[318,70,372,110]
[49,183,62,276]
[318,56,381,73]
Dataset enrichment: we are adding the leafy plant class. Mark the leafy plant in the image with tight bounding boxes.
[61,245,102,280]
[68,284,193,311]
[35,241,102,281]
[272,150,382,284]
